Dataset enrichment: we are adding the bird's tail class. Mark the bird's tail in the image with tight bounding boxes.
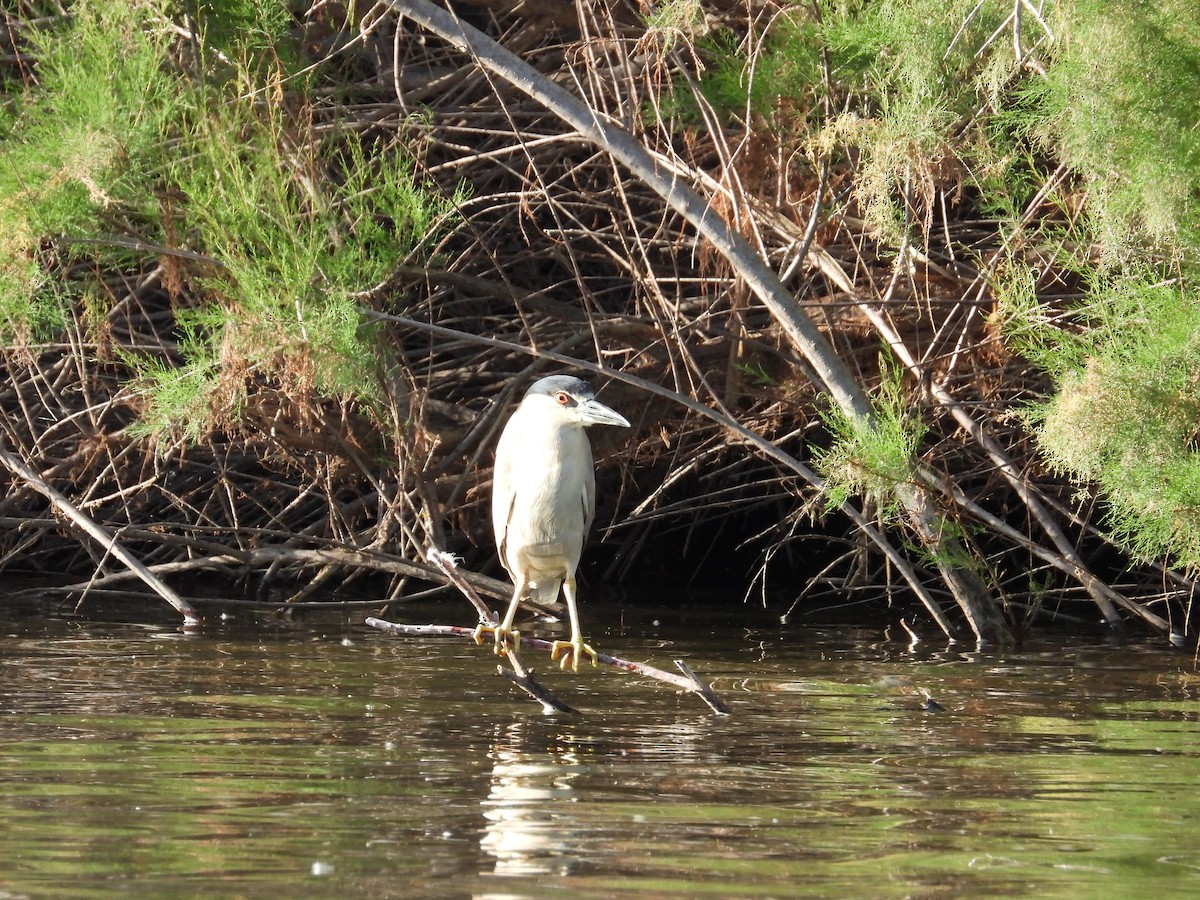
[524,577,563,613]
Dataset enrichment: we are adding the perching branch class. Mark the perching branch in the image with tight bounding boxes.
[366,618,731,715]
[365,549,731,715]
[422,548,577,713]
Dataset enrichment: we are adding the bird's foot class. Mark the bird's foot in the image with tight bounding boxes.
[473,623,520,657]
[550,637,598,672]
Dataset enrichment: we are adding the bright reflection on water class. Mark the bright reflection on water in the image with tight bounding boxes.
[2,599,1199,897]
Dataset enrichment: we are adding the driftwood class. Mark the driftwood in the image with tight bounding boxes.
[364,549,731,715]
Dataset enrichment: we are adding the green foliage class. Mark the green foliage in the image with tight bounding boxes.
[987,0,1200,568]
[669,0,1200,565]
[702,16,826,126]
[673,0,1034,241]
[821,0,1041,242]
[814,356,927,519]
[735,360,776,387]
[158,86,465,430]
[185,0,299,63]
[992,260,1085,377]
[1037,0,1200,265]
[644,0,706,50]
[970,81,1053,225]
[0,0,464,440]
[0,2,184,334]
[1029,276,1200,566]
[123,309,226,444]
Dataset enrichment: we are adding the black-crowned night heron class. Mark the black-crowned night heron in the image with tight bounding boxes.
[474,375,630,671]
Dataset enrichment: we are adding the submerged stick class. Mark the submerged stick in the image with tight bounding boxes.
[364,619,576,714]
[498,665,580,715]
[421,549,576,713]
[365,618,730,715]
[674,660,732,716]
[371,550,732,715]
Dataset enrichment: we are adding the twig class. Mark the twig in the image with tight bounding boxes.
[425,548,496,622]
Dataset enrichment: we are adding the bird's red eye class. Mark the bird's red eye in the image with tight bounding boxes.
[554,391,571,405]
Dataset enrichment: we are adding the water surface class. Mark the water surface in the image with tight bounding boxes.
[2,600,1198,897]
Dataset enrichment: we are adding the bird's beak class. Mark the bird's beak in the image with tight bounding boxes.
[578,398,630,428]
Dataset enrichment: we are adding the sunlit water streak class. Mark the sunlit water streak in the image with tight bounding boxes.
[1,601,1198,897]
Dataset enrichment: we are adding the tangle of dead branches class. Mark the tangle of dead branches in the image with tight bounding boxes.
[0,1,1195,645]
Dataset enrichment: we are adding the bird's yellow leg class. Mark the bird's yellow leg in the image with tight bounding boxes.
[474,581,524,656]
[549,576,597,672]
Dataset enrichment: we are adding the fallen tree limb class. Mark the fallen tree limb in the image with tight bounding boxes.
[10,585,452,611]
[22,541,511,601]
[422,548,580,713]
[0,442,201,627]
[426,548,730,713]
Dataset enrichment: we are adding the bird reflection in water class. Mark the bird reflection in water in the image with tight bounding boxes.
[480,721,585,876]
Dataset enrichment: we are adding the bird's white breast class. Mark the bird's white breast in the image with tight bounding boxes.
[493,404,595,579]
